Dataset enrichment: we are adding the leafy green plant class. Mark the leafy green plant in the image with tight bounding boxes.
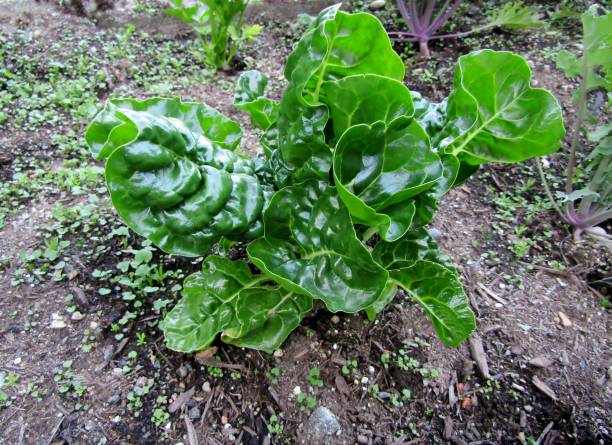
[389,1,544,58]
[85,6,564,354]
[164,0,261,70]
[537,5,611,246]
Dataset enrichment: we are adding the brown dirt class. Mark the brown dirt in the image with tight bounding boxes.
[0,1,610,445]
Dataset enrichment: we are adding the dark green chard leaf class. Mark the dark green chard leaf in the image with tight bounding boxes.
[410,91,447,138]
[86,98,242,161]
[234,70,279,130]
[86,98,266,257]
[284,5,404,106]
[269,5,405,186]
[436,50,565,164]
[333,117,442,241]
[248,180,389,313]
[368,229,475,347]
[321,74,414,136]
[390,261,476,347]
[161,256,312,353]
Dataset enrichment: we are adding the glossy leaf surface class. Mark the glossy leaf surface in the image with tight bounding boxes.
[391,260,476,347]
[369,229,475,347]
[334,118,442,241]
[321,74,414,136]
[437,50,565,164]
[248,180,388,313]
[86,98,265,256]
[234,70,279,130]
[161,256,312,353]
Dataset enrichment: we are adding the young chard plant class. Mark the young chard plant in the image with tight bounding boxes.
[537,5,611,246]
[164,0,261,70]
[389,0,544,58]
[86,5,564,354]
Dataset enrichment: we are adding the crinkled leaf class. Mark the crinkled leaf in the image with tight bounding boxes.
[321,74,414,136]
[372,228,454,270]
[221,288,312,352]
[161,256,312,353]
[411,91,447,139]
[334,118,442,241]
[436,50,565,164]
[234,70,279,130]
[86,99,266,256]
[247,180,389,313]
[86,98,242,160]
[284,6,404,106]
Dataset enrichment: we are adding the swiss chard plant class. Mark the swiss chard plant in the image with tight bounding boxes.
[389,0,544,58]
[164,0,262,70]
[537,5,611,246]
[86,5,564,354]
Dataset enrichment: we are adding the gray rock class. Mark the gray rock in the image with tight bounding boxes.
[107,394,120,404]
[306,407,341,437]
[188,406,201,420]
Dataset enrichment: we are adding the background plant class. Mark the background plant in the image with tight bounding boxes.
[536,5,611,247]
[85,5,564,354]
[164,0,261,70]
[389,0,544,58]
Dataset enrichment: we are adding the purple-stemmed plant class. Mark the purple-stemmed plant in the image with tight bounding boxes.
[389,0,543,58]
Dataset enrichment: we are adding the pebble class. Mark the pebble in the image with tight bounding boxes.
[202,381,211,393]
[369,0,386,9]
[107,394,120,404]
[135,376,148,388]
[357,434,370,444]
[71,311,85,321]
[273,349,284,358]
[330,315,340,324]
[50,314,67,329]
[558,311,572,327]
[306,406,341,437]
[89,321,99,330]
[188,406,201,420]
[221,415,229,425]
[177,366,188,379]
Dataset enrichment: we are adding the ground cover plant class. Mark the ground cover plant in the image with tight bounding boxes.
[537,4,611,246]
[86,4,565,355]
[164,0,262,70]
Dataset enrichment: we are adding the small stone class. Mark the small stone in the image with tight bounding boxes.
[273,349,284,358]
[71,311,85,321]
[177,366,188,379]
[369,0,386,10]
[306,407,341,437]
[221,415,229,425]
[13,357,22,365]
[330,315,340,324]
[558,311,572,327]
[357,434,370,444]
[107,394,120,404]
[84,420,96,431]
[293,386,302,395]
[50,314,66,329]
[89,321,99,330]
[202,381,211,393]
[188,406,201,420]
[135,376,147,388]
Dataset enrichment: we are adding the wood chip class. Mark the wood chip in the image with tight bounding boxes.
[557,312,572,327]
[476,283,508,305]
[528,356,554,368]
[468,334,491,379]
[184,415,199,445]
[335,374,351,395]
[194,346,218,363]
[169,387,195,413]
[532,376,558,401]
